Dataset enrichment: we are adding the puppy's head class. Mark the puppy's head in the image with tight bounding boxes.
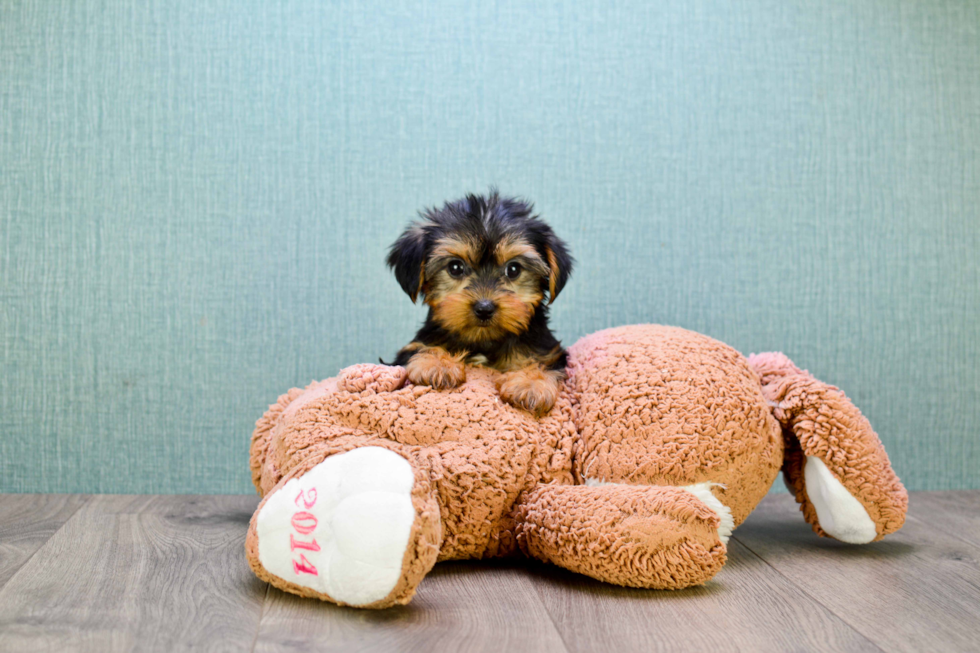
[387,191,573,344]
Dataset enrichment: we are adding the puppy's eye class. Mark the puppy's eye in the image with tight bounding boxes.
[447,260,465,278]
[505,262,522,279]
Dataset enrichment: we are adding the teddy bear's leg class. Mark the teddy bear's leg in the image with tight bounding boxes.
[515,483,729,589]
[250,365,409,496]
[748,352,908,543]
[245,444,442,609]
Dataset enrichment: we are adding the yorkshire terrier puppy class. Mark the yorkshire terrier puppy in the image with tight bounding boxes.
[386,191,573,417]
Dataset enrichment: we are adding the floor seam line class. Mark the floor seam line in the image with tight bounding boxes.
[732,534,888,653]
[903,511,980,554]
[0,494,92,595]
[527,567,575,653]
[249,582,272,653]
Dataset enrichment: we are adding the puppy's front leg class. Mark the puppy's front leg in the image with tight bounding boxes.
[402,344,467,390]
[496,364,563,417]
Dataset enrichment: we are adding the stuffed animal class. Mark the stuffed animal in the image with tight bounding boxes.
[245,325,907,608]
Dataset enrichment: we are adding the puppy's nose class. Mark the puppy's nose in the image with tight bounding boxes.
[473,299,497,321]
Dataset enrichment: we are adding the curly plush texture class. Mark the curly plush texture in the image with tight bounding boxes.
[516,484,727,589]
[246,325,907,608]
[747,352,908,540]
[566,326,783,526]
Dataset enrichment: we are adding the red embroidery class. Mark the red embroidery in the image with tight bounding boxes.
[290,534,321,552]
[291,511,318,535]
[294,487,318,509]
[292,554,318,576]
[289,485,320,577]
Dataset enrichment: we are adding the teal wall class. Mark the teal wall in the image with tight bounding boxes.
[2,0,978,494]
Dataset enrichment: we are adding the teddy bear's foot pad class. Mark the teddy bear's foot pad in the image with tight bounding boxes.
[804,456,876,544]
[255,447,416,606]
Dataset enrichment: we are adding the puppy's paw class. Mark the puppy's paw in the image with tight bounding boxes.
[496,366,562,417]
[405,347,466,390]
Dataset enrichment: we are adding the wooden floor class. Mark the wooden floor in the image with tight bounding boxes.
[0,492,977,653]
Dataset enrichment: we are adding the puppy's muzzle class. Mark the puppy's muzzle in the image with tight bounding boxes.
[472,299,497,321]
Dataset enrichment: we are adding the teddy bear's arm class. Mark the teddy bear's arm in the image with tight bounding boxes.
[514,484,727,589]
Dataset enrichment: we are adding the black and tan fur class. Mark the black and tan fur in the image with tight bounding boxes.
[385,191,573,416]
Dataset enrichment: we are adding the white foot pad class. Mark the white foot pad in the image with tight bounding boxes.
[804,456,877,544]
[256,447,416,606]
[681,482,734,544]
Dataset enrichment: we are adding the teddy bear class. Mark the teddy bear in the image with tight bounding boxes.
[245,324,908,609]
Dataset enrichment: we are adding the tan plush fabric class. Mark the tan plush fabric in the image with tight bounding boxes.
[566,325,783,526]
[747,352,908,540]
[246,325,907,608]
[516,484,727,589]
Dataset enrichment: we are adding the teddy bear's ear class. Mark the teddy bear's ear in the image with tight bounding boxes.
[387,223,430,303]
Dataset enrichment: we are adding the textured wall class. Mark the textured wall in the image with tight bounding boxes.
[1,0,977,493]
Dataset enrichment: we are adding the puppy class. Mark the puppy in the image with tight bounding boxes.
[385,191,573,417]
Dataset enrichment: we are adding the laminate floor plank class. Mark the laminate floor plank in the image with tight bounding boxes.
[733,493,980,653]
[906,490,980,545]
[527,538,880,653]
[253,560,570,653]
[0,494,266,653]
[0,494,89,590]
[1,491,977,653]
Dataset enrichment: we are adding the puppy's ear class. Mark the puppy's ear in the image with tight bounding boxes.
[386,224,429,303]
[524,214,574,304]
[537,227,573,304]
